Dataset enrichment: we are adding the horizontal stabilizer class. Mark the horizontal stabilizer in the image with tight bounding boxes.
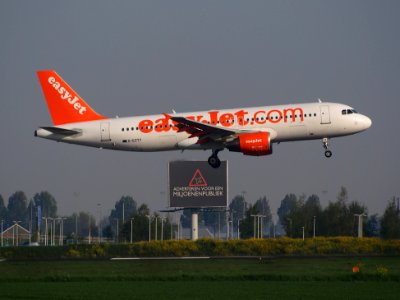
[39,127,80,135]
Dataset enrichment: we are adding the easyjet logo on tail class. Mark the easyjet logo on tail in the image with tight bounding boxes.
[47,77,87,115]
[37,70,107,126]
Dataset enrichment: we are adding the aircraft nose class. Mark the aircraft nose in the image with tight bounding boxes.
[362,115,372,130]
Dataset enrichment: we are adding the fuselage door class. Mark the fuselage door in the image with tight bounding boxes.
[320,105,331,124]
[100,122,111,142]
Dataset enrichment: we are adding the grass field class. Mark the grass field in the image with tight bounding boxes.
[1,257,399,299]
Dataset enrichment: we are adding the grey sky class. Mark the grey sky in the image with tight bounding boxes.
[1,1,399,220]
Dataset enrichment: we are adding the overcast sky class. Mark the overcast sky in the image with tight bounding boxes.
[1,1,399,221]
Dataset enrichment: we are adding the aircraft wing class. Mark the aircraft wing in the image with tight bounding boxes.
[171,116,235,137]
[169,114,264,145]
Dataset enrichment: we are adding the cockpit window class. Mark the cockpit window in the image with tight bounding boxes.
[342,108,359,115]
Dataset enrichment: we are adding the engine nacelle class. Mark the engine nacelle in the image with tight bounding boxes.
[227,132,272,156]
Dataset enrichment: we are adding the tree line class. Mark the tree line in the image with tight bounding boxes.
[1,187,399,243]
[0,192,173,243]
[180,187,400,239]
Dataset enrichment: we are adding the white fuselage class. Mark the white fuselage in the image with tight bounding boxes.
[35,102,371,152]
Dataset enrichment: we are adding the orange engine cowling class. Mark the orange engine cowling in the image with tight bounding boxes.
[227,132,272,156]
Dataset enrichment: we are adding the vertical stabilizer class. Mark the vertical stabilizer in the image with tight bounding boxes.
[37,70,107,125]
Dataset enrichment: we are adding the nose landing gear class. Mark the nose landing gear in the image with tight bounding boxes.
[208,149,222,168]
[323,137,332,158]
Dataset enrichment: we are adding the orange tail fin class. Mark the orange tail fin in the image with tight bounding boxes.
[37,70,107,125]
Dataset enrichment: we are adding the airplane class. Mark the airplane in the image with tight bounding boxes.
[35,70,372,168]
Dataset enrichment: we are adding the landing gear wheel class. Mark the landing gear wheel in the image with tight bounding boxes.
[208,155,221,168]
[322,137,332,158]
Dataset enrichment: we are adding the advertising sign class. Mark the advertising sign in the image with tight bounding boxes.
[169,161,228,208]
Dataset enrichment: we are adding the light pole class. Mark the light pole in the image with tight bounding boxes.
[227,220,233,240]
[56,218,62,245]
[273,222,276,238]
[88,216,92,245]
[60,217,66,246]
[53,218,56,246]
[130,218,134,243]
[313,216,316,238]
[146,215,151,242]
[302,226,305,241]
[97,203,102,244]
[122,201,125,225]
[251,215,266,239]
[48,218,54,246]
[218,212,221,240]
[241,191,247,219]
[1,220,3,247]
[160,217,165,241]
[354,213,367,238]
[179,220,182,240]
[114,218,119,244]
[29,202,33,244]
[226,211,230,240]
[251,215,256,238]
[170,220,173,240]
[42,217,48,246]
[155,216,158,241]
[237,219,240,240]
[75,214,78,244]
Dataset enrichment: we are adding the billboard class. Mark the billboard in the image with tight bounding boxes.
[169,161,228,208]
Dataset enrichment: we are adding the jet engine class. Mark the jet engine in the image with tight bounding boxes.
[227,132,272,156]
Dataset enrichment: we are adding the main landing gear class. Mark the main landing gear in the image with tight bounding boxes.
[323,137,332,158]
[208,149,222,168]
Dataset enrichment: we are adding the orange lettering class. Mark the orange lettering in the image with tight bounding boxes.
[267,109,282,124]
[283,108,304,122]
[139,119,153,133]
[208,111,219,125]
[234,110,249,126]
[254,110,266,124]
[154,116,171,132]
[219,113,234,127]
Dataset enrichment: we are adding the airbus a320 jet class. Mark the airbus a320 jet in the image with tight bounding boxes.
[35,70,372,168]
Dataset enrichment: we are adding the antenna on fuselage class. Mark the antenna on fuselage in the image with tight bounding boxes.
[172,109,177,114]
[318,98,322,103]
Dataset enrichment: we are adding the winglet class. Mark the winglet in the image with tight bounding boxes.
[37,70,107,125]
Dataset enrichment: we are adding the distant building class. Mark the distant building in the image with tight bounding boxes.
[1,223,30,246]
